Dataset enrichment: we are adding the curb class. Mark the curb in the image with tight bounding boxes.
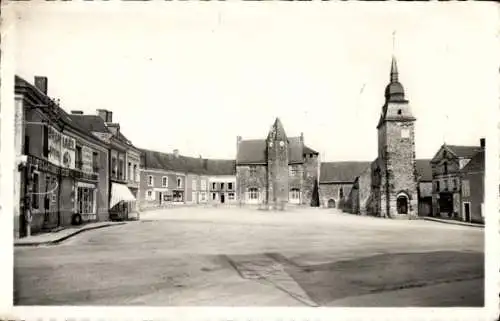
[14,222,127,247]
[423,217,484,228]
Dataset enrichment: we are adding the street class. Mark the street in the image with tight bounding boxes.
[14,207,484,306]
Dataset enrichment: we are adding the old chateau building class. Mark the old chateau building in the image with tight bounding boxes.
[235,118,320,209]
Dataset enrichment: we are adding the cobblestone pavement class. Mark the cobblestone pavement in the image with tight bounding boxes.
[14,207,484,306]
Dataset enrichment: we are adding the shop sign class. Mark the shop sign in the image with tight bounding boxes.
[82,146,94,173]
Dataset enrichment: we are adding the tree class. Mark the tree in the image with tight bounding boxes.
[310,179,320,207]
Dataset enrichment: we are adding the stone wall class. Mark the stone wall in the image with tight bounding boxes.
[267,142,289,208]
[319,182,354,209]
[382,120,418,218]
[357,165,373,215]
[303,155,319,206]
[236,165,268,204]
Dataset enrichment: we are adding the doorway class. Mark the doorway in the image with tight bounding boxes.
[220,193,225,204]
[396,194,408,214]
[158,192,162,205]
[463,202,471,222]
[328,199,336,208]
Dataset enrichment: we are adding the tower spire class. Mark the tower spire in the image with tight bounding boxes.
[390,56,399,83]
[390,30,399,83]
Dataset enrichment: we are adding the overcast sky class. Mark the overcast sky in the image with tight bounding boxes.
[10,1,499,161]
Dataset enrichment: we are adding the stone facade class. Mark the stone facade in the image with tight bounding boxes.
[235,119,320,208]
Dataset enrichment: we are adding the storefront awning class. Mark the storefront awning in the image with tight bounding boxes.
[110,182,136,209]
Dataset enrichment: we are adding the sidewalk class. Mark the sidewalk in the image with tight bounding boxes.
[423,216,484,228]
[14,221,127,247]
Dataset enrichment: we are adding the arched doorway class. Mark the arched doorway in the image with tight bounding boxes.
[396,193,409,214]
[328,199,336,208]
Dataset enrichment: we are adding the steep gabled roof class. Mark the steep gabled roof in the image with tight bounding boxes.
[15,75,107,148]
[446,145,481,159]
[68,114,109,133]
[461,150,484,173]
[415,159,433,182]
[236,137,317,165]
[320,161,371,183]
[142,149,236,176]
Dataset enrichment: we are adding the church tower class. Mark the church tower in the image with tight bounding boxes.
[376,56,418,218]
[267,118,289,210]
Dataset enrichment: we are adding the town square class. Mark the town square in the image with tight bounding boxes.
[5,1,496,311]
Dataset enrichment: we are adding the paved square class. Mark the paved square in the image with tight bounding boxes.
[14,207,484,306]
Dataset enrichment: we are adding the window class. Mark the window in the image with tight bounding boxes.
[462,180,470,197]
[200,179,207,190]
[43,125,49,157]
[128,162,132,181]
[339,187,344,199]
[435,181,440,192]
[397,109,402,115]
[77,187,95,214]
[249,166,257,176]
[221,183,225,190]
[228,192,235,200]
[212,182,217,190]
[163,193,170,202]
[162,176,168,187]
[133,164,137,182]
[173,191,183,202]
[177,177,182,188]
[148,175,153,186]
[212,193,217,200]
[453,179,458,190]
[444,179,449,191]
[228,182,233,190]
[111,157,117,177]
[44,176,51,210]
[290,188,300,200]
[249,188,259,200]
[119,159,124,179]
[289,166,298,176]
[146,190,153,200]
[443,162,448,175]
[92,152,99,173]
[32,172,39,209]
[192,178,197,190]
[201,192,206,201]
[76,146,83,170]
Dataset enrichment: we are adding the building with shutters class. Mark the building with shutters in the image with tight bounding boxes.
[14,76,110,237]
[138,149,236,210]
[68,109,141,220]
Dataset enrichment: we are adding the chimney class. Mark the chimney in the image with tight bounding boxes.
[34,76,48,95]
[97,109,107,122]
[106,123,120,135]
[71,110,84,115]
[173,149,179,158]
[300,132,304,143]
[237,136,242,156]
[480,138,485,149]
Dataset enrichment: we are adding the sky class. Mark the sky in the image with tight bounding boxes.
[8,1,499,162]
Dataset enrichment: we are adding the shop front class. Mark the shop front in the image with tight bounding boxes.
[109,182,137,221]
[74,181,97,224]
